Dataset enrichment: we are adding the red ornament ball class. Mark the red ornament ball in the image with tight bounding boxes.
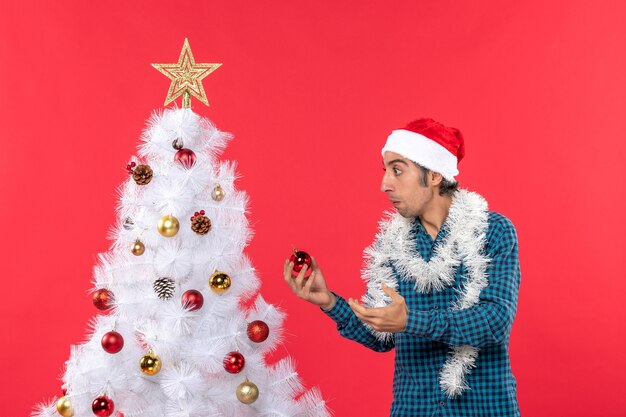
[93,289,114,311]
[174,148,196,168]
[290,250,312,277]
[182,289,204,311]
[101,331,124,354]
[247,320,270,343]
[92,396,114,417]
[223,351,245,374]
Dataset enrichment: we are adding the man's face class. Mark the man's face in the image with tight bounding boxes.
[380,151,434,218]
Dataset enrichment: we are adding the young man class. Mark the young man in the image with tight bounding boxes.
[283,118,521,416]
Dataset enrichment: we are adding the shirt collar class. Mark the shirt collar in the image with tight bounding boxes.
[413,216,451,243]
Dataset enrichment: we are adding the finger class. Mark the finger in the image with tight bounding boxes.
[284,262,298,291]
[294,263,309,291]
[352,299,387,319]
[310,256,320,272]
[283,260,300,292]
[348,298,377,317]
[283,259,291,281]
[352,310,376,327]
[381,283,402,301]
[353,310,366,322]
[284,274,298,293]
[284,260,295,279]
[302,270,316,297]
[349,304,366,320]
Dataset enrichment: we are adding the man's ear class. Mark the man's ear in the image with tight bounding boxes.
[430,171,443,187]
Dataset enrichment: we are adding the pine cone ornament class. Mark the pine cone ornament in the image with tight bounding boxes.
[153,277,175,300]
[191,210,212,235]
[131,164,153,185]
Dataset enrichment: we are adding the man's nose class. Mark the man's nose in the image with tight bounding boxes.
[380,173,392,193]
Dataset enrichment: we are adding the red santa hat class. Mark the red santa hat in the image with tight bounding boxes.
[381,118,465,182]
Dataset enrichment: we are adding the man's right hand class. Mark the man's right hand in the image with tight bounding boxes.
[283,256,336,311]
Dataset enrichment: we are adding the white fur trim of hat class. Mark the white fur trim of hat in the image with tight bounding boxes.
[382,129,459,182]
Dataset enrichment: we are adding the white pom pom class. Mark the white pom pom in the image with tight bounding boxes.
[149,176,195,216]
[162,108,203,149]
[160,361,206,400]
[154,239,193,281]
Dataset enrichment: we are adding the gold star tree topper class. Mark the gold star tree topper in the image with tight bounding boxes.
[152,38,221,108]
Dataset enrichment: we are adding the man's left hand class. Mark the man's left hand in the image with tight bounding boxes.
[348,284,408,333]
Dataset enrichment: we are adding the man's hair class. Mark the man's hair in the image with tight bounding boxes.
[414,162,459,196]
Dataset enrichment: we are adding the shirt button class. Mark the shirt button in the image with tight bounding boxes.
[433,306,439,310]
[440,401,446,407]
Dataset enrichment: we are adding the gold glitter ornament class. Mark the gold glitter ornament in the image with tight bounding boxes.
[139,352,162,375]
[211,184,225,201]
[56,396,74,417]
[131,240,145,256]
[236,379,259,404]
[152,38,222,108]
[157,215,180,237]
[209,271,231,294]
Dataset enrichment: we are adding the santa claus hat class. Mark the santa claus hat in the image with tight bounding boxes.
[381,118,465,182]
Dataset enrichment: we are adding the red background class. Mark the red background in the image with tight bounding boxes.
[1,1,625,416]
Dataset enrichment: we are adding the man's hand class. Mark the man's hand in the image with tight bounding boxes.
[283,256,336,310]
[348,284,408,332]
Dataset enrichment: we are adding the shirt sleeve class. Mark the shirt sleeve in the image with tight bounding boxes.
[322,292,396,352]
[402,217,521,348]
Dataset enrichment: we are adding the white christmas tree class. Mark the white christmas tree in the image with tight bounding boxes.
[33,39,330,417]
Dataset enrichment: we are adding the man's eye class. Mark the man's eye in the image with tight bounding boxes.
[393,167,402,175]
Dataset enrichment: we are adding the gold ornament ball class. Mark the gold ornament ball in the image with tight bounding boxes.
[157,215,180,237]
[236,380,259,404]
[56,396,74,417]
[209,271,231,294]
[139,352,162,375]
[131,240,145,256]
[212,184,225,201]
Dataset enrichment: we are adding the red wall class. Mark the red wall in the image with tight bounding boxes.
[1,1,625,416]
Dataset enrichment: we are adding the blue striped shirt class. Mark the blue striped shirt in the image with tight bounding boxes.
[324,211,521,416]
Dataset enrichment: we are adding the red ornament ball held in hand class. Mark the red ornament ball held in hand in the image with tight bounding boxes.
[290,249,312,277]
